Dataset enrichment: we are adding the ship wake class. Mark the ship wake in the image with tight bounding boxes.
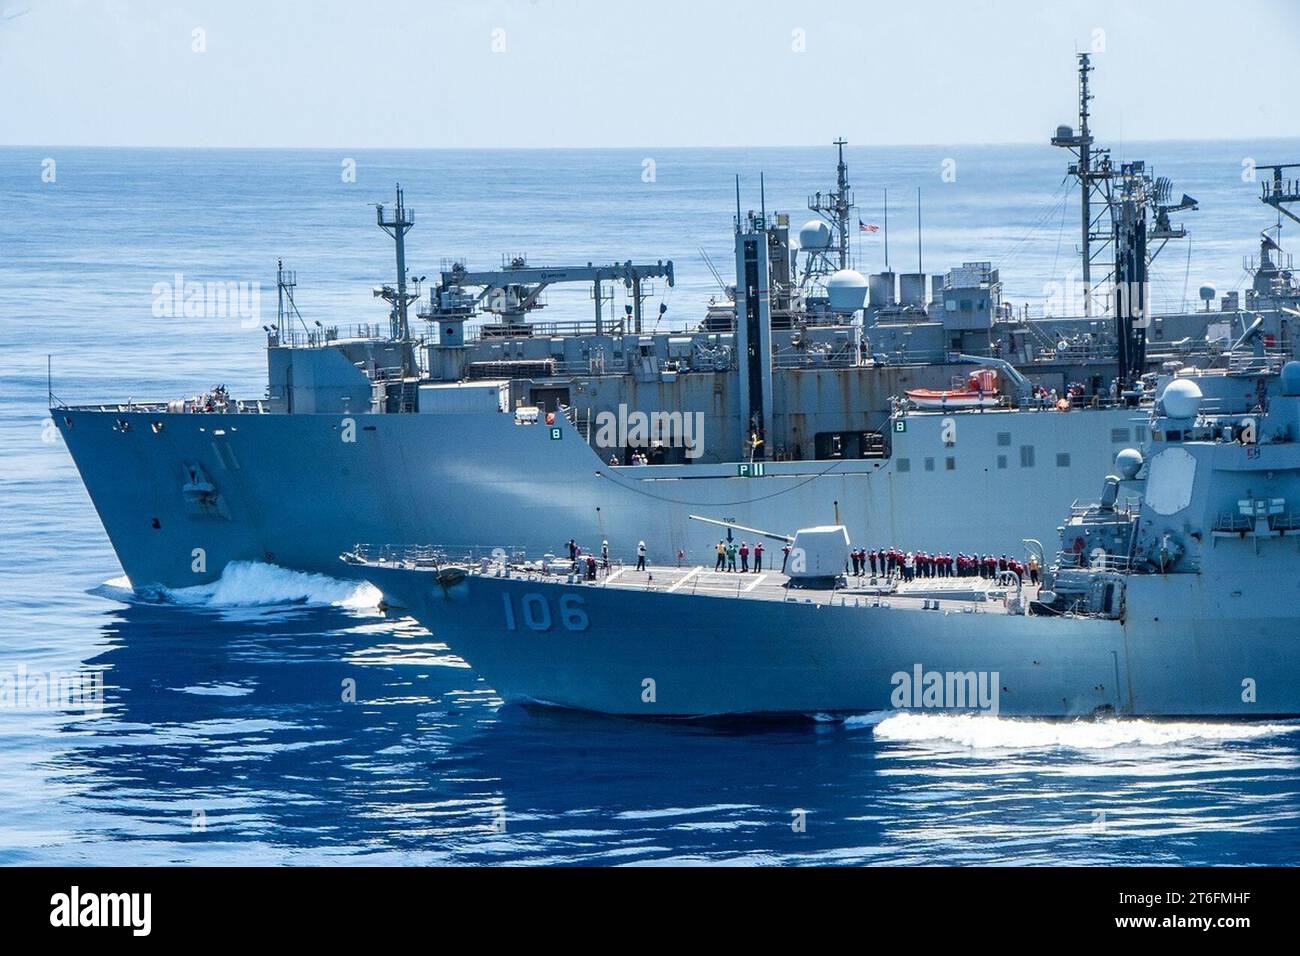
[854,711,1300,750]
[97,561,382,611]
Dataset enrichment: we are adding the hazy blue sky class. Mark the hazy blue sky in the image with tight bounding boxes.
[3,0,1298,148]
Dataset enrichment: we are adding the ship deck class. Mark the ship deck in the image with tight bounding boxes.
[359,556,1039,615]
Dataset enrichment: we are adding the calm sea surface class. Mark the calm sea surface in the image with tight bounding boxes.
[1,143,1298,864]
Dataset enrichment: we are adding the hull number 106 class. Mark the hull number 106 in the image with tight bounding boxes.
[502,592,590,632]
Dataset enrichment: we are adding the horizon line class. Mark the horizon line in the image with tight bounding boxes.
[4,134,1300,152]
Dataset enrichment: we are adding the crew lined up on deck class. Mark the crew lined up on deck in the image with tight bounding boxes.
[852,548,1037,584]
[569,537,1039,586]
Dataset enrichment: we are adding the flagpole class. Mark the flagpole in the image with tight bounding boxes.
[883,187,890,272]
[916,186,922,274]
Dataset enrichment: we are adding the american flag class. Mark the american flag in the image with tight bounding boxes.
[859,219,879,233]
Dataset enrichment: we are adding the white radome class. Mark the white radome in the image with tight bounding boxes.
[1161,378,1203,419]
[799,219,832,251]
[826,268,868,312]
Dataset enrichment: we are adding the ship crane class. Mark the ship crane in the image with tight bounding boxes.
[424,259,674,335]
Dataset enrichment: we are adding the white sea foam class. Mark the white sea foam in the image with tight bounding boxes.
[117,561,382,610]
[862,711,1299,750]
[175,683,255,697]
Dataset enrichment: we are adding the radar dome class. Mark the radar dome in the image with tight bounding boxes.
[1161,378,1203,419]
[826,269,868,312]
[799,219,832,251]
[1198,283,1216,303]
[1115,447,1144,479]
[1282,360,1300,397]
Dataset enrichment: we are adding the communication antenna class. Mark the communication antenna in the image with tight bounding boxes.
[375,184,417,345]
[276,258,308,335]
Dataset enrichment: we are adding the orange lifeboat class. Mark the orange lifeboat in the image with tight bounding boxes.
[905,369,1001,410]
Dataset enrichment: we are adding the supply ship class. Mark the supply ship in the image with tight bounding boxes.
[54,56,1300,591]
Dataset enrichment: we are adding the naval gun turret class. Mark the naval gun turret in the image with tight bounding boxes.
[688,514,850,587]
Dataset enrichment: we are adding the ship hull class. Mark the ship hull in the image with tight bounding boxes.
[364,566,1300,718]
[56,404,1144,590]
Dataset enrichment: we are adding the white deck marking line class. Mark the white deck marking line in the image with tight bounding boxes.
[603,567,629,586]
[743,573,768,592]
[667,566,703,593]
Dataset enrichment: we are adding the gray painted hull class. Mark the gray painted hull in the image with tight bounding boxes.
[57,404,1143,590]
[364,566,1300,718]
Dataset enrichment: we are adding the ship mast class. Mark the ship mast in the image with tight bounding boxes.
[808,138,853,271]
[1051,54,1107,315]
[376,185,417,339]
[1076,54,1094,311]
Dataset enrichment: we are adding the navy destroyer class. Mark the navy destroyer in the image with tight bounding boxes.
[353,360,1300,718]
[54,56,1300,592]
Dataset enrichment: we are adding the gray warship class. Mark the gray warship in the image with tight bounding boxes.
[353,359,1300,718]
[53,56,1300,592]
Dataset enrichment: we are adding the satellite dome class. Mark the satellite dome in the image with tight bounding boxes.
[799,219,832,251]
[1198,283,1216,303]
[826,269,868,312]
[1161,378,1203,419]
[1115,447,1144,479]
[1282,360,1300,397]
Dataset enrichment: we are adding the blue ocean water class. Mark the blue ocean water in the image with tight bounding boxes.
[2,143,1299,865]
